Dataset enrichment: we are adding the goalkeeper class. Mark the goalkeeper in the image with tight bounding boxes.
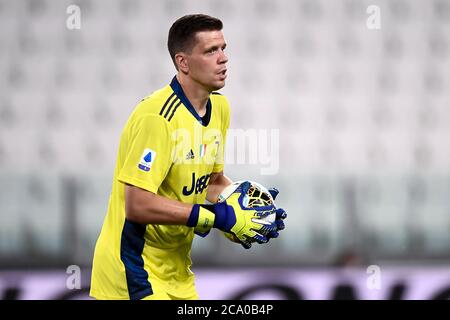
[90,14,287,300]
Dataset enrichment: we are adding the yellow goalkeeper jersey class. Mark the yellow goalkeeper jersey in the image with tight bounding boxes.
[90,76,230,300]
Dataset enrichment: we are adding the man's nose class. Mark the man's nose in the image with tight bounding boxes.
[219,49,228,63]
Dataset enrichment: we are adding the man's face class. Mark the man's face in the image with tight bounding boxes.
[183,30,228,91]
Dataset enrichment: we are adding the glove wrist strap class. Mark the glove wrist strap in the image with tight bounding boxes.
[209,202,229,231]
[187,204,216,234]
[197,207,216,233]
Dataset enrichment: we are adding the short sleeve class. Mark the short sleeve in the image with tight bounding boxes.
[212,99,230,173]
[118,114,173,193]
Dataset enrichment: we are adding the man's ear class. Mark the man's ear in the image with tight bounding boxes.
[175,53,188,73]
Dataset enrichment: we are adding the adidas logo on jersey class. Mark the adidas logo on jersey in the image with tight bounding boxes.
[186,149,195,160]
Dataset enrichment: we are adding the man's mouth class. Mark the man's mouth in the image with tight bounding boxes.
[218,69,227,78]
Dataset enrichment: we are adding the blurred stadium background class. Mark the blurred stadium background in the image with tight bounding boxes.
[0,0,450,299]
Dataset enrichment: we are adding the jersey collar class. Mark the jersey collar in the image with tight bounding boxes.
[170,76,212,127]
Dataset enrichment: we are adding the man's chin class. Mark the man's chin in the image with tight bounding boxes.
[210,80,225,92]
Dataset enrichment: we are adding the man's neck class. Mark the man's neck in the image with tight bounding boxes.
[176,74,210,117]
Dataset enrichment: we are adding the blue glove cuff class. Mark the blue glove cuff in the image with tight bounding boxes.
[186,204,200,227]
[211,202,236,232]
[189,202,237,233]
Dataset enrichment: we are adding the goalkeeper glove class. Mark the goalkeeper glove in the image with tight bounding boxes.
[265,187,287,239]
[187,181,278,249]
